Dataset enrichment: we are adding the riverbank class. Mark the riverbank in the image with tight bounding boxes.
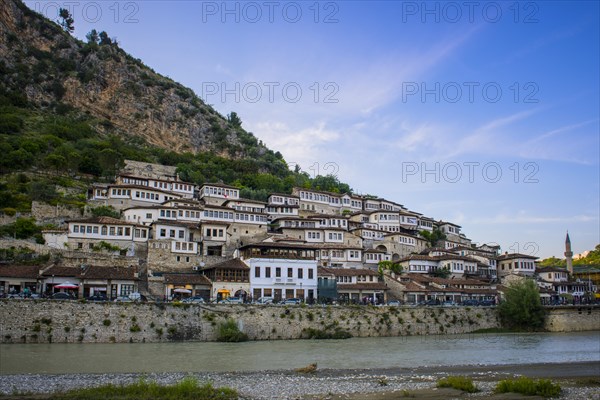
[1,300,598,344]
[0,362,598,399]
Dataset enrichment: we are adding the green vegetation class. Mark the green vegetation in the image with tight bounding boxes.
[378,260,403,275]
[498,279,546,331]
[494,377,561,397]
[216,319,248,342]
[0,1,354,207]
[303,327,352,339]
[540,244,600,267]
[419,228,447,248]
[35,377,237,400]
[436,376,478,393]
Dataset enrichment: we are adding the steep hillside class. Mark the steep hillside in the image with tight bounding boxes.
[0,0,352,213]
[0,0,272,158]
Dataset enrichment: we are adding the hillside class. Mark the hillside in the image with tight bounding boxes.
[0,0,351,212]
[0,0,270,157]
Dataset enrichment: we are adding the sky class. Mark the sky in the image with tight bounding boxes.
[25,0,600,259]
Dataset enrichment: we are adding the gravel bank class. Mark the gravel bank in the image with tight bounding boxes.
[0,362,598,399]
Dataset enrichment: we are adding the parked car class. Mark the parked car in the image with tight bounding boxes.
[420,299,440,306]
[461,299,479,306]
[387,300,402,306]
[441,300,457,307]
[113,296,133,303]
[283,298,301,305]
[478,299,495,306]
[255,296,274,304]
[128,292,148,302]
[86,294,108,302]
[219,296,243,304]
[182,296,205,304]
[51,292,75,300]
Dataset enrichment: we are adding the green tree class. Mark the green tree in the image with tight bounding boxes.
[99,31,113,45]
[378,260,403,276]
[86,29,99,44]
[420,228,447,248]
[498,279,546,331]
[44,153,67,174]
[58,8,74,33]
[227,112,242,128]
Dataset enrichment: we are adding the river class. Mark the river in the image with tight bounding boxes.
[1,331,598,375]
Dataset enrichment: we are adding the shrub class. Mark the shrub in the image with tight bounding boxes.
[130,324,141,332]
[216,319,248,342]
[498,279,546,330]
[437,376,478,393]
[103,319,111,326]
[494,377,561,397]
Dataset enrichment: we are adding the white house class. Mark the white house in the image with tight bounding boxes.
[242,242,318,302]
[496,253,538,281]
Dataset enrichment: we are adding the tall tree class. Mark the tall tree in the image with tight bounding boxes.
[227,112,242,128]
[498,279,546,331]
[86,29,99,44]
[58,8,74,33]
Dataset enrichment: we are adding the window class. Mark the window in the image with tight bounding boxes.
[92,226,98,234]
[265,267,271,278]
[169,229,175,238]
[73,225,79,233]
[109,227,115,235]
[125,227,130,236]
[101,226,107,235]
[86,226,92,234]
[308,269,314,279]
[298,268,303,279]
[255,267,260,278]
[275,267,281,278]
[120,284,134,296]
[178,230,184,239]
[288,268,293,278]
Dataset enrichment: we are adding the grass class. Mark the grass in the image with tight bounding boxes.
[494,377,561,397]
[28,377,238,399]
[436,376,479,393]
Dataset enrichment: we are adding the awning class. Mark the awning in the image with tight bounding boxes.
[217,289,230,294]
[92,287,107,291]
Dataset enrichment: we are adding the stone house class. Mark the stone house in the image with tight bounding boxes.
[200,258,250,301]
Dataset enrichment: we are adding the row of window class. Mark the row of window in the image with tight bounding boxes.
[72,224,145,238]
[266,206,297,213]
[203,187,239,198]
[233,205,264,213]
[173,242,195,251]
[269,196,299,205]
[254,266,315,279]
[159,228,186,239]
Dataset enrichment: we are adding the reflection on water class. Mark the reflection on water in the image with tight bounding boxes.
[1,331,598,375]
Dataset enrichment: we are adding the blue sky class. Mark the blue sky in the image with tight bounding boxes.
[27,1,599,259]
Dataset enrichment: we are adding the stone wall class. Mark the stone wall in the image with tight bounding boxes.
[31,201,88,224]
[0,301,499,344]
[1,302,596,345]
[544,306,600,332]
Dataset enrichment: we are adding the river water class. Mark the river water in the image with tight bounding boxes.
[1,331,598,375]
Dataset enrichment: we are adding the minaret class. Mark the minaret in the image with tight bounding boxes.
[565,232,573,275]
